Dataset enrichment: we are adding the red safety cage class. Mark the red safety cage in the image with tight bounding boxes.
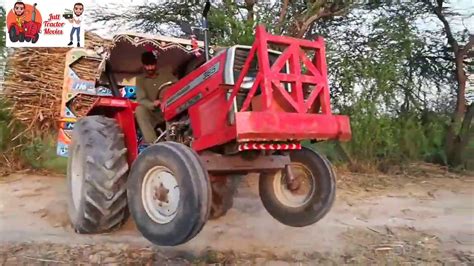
[225,25,351,143]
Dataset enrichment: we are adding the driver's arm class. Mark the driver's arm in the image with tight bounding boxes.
[136,77,155,110]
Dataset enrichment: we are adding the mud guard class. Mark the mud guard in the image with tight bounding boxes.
[87,97,139,165]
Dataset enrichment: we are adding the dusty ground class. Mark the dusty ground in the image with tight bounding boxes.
[0,164,473,265]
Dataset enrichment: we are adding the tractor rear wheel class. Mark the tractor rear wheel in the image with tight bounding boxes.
[259,147,336,227]
[209,175,241,219]
[127,141,211,246]
[67,115,129,234]
[32,34,39,44]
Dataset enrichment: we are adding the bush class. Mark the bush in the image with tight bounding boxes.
[21,135,68,174]
[347,112,446,165]
[307,99,449,172]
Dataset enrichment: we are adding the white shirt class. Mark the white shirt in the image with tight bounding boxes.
[72,14,81,28]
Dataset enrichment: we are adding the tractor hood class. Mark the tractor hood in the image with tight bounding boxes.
[107,32,208,75]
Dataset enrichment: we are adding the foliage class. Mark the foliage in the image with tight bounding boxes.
[0,99,26,172]
[306,1,470,169]
[89,0,352,46]
[417,0,474,168]
[345,103,448,164]
[0,100,15,152]
[20,135,68,174]
[0,6,5,50]
[1,6,6,71]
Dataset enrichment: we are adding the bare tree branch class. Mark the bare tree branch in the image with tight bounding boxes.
[278,0,290,25]
[421,0,459,52]
[461,35,474,57]
[296,4,347,38]
[245,0,256,21]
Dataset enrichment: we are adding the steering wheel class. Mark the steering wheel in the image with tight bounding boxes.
[157,81,175,101]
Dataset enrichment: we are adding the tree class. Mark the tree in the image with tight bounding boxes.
[420,0,474,167]
[89,1,265,46]
[311,2,456,163]
[275,0,351,38]
[90,0,354,45]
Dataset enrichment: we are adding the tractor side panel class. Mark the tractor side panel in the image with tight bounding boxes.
[162,53,227,121]
[188,88,236,151]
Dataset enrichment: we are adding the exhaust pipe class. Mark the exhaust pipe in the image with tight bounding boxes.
[202,1,211,61]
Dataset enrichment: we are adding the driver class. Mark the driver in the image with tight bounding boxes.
[135,51,177,143]
[13,1,26,28]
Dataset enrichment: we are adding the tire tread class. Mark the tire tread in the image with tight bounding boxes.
[67,116,129,234]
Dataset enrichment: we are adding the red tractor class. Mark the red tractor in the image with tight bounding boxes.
[8,3,41,43]
[65,2,351,246]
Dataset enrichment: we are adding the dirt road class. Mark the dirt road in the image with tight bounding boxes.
[1,167,473,264]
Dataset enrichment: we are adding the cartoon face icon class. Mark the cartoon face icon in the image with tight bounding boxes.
[13,2,25,16]
[74,3,84,16]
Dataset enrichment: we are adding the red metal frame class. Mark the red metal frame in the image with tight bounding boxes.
[179,25,351,151]
[226,26,333,114]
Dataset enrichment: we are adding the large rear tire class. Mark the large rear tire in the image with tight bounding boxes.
[209,175,241,219]
[67,115,129,234]
[127,141,211,246]
[259,147,336,227]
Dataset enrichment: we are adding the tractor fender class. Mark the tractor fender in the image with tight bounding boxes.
[87,97,139,165]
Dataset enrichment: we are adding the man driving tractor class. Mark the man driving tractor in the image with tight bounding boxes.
[135,51,178,143]
[13,1,26,28]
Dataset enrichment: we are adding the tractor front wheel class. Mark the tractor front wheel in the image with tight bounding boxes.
[259,147,336,227]
[127,142,211,246]
[209,175,241,219]
[67,115,129,234]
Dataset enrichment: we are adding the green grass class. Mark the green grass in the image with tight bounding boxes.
[20,136,68,174]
